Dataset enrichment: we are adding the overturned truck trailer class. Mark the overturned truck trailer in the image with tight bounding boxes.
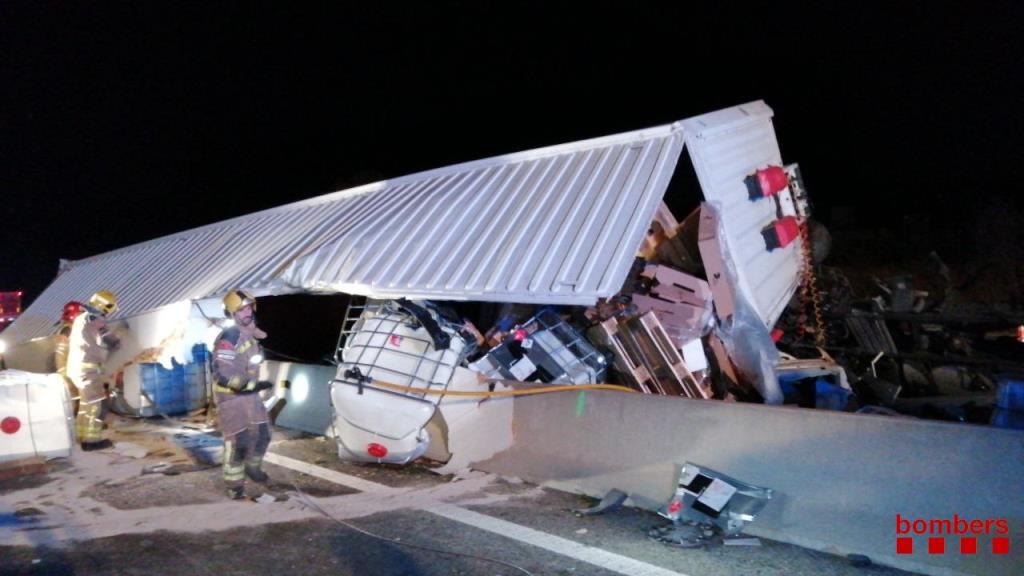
[3,99,810,461]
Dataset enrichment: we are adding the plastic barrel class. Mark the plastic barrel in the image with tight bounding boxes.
[991,374,1024,430]
[192,343,210,364]
[140,364,160,417]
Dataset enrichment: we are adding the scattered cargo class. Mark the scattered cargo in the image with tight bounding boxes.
[470,308,608,386]
[657,462,773,544]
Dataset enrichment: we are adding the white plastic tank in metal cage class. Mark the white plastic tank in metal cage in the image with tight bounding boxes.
[469,309,608,385]
[331,300,477,464]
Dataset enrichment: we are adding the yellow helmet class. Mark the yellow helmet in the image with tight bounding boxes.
[223,289,257,316]
[88,290,118,315]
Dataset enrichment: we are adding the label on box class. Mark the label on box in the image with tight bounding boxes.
[696,477,737,512]
[509,356,537,381]
[681,339,708,372]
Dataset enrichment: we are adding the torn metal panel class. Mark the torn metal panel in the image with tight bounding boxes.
[683,101,805,329]
[7,123,686,344]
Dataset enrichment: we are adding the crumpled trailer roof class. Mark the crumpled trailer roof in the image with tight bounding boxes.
[7,100,799,344]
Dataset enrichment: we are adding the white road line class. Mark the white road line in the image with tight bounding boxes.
[427,504,689,576]
[266,451,690,576]
[263,452,395,494]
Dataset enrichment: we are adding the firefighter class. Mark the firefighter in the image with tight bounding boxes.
[54,301,85,415]
[213,289,273,500]
[66,290,121,451]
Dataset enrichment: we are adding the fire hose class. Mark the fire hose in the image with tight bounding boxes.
[340,369,638,397]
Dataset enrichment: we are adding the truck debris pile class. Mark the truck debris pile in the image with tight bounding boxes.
[773,261,1024,425]
[328,190,1023,467]
[4,100,1021,472]
[326,172,818,464]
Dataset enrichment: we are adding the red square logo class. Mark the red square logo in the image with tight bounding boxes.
[960,537,977,554]
[896,537,913,554]
[992,537,1010,555]
[928,537,945,554]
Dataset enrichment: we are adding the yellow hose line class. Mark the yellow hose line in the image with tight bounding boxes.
[363,378,638,398]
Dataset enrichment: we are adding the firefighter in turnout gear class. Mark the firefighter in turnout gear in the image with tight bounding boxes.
[66,290,121,451]
[55,301,85,415]
[213,289,273,500]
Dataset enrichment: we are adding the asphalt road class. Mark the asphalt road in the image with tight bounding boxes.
[0,419,917,576]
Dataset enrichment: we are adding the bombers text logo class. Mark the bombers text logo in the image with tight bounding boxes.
[896,514,1010,555]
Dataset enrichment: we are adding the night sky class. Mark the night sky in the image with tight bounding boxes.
[2,2,1021,307]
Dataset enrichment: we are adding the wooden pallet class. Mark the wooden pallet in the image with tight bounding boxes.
[588,312,710,399]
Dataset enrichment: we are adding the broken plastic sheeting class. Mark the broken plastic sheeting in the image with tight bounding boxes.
[659,462,773,535]
[718,285,782,404]
[703,203,783,404]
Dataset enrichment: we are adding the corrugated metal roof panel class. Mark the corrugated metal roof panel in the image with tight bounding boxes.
[6,121,686,343]
[682,101,804,329]
[282,135,682,303]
